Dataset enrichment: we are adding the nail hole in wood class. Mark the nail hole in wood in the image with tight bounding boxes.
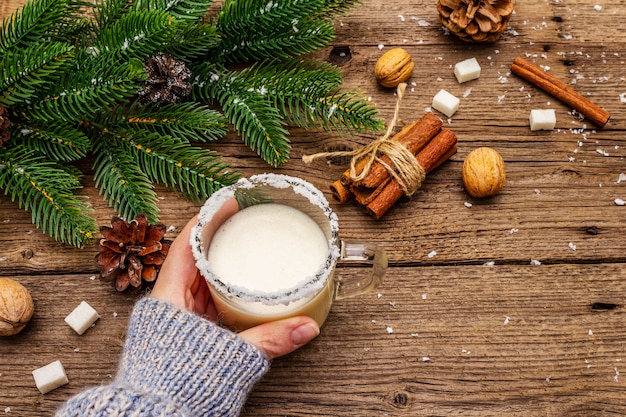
[329,46,352,67]
[591,302,620,311]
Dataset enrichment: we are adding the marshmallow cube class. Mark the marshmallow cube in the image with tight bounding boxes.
[529,109,556,131]
[432,89,460,118]
[32,360,69,394]
[64,301,99,335]
[454,58,481,83]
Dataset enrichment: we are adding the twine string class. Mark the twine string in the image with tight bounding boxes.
[302,82,426,196]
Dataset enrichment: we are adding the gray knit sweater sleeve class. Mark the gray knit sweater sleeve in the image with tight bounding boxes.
[55,297,270,417]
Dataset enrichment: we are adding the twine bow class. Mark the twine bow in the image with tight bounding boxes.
[302,83,426,196]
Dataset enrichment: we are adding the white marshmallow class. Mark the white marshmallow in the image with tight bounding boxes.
[32,360,69,394]
[64,301,99,335]
[454,58,481,83]
[432,89,460,117]
[529,109,556,131]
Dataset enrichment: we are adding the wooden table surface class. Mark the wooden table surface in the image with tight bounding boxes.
[2,0,625,415]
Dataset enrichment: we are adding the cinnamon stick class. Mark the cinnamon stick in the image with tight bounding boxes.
[340,113,442,186]
[366,129,458,219]
[330,178,353,203]
[511,56,610,128]
[355,113,443,188]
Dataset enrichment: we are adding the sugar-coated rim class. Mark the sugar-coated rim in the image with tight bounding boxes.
[190,173,340,306]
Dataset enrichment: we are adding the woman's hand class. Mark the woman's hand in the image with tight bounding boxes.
[150,211,320,360]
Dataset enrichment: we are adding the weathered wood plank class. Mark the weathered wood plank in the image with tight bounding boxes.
[2,264,625,415]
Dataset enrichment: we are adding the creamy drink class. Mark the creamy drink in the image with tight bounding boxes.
[208,203,329,292]
[207,203,335,330]
[191,173,386,332]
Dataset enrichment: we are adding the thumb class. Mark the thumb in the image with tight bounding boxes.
[238,316,320,360]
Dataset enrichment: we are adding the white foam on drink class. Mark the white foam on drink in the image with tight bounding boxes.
[208,203,329,292]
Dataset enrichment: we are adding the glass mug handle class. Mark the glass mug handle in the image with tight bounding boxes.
[333,240,387,300]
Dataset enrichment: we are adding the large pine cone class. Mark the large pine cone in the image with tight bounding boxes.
[96,213,172,292]
[437,0,516,43]
[0,105,12,146]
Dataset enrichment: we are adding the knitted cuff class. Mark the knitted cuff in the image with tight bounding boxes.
[116,297,270,416]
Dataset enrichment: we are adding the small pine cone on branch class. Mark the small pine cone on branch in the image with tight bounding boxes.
[138,53,192,104]
[96,213,172,292]
[437,0,516,43]
[0,105,12,146]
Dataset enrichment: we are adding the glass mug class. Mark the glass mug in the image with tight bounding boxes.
[190,173,387,331]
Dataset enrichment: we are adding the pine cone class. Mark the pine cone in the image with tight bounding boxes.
[437,0,515,43]
[138,53,192,104]
[0,104,12,146]
[96,213,172,292]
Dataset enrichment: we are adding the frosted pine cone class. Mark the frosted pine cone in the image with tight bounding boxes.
[437,0,516,43]
[0,105,12,146]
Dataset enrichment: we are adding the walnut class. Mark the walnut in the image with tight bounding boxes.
[462,147,506,198]
[0,278,35,336]
[374,48,414,88]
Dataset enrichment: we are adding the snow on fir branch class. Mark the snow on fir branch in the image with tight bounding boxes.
[0,0,384,247]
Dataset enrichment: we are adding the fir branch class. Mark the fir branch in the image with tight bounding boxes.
[109,101,229,143]
[0,144,96,247]
[229,59,342,127]
[318,0,361,16]
[0,0,70,53]
[311,89,385,135]
[92,137,160,222]
[201,68,291,166]
[12,122,90,162]
[252,60,383,134]
[90,9,178,61]
[133,0,215,22]
[23,58,145,123]
[0,42,74,107]
[108,130,240,203]
[164,23,220,62]
[215,0,337,63]
[90,0,134,31]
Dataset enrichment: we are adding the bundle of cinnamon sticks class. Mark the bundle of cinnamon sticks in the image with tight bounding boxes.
[330,112,457,219]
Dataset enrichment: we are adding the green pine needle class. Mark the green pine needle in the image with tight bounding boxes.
[107,130,240,203]
[23,58,145,123]
[13,122,90,162]
[0,144,97,247]
[133,0,215,22]
[0,0,70,52]
[229,59,384,134]
[215,0,338,63]
[91,10,178,61]
[164,23,220,62]
[92,137,160,222]
[0,42,74,106]
[112,101,229,143]
[206,70,291,166]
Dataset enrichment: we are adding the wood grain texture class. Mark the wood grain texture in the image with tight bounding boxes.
[1,0,625,415]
